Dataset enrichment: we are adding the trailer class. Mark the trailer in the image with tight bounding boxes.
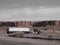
[6,27,31,37]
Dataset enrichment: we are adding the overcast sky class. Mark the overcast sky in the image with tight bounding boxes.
[0,0,60,21]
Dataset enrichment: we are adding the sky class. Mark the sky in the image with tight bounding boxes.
[0,0,60,21]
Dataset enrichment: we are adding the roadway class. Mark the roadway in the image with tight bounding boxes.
[0,36,60,45]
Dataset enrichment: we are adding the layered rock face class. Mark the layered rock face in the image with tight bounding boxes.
[16,21,60,28]
[0,21,60,27]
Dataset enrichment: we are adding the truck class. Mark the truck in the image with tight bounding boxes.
[6,27,40,38]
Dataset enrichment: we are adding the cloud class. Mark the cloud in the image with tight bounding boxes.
[0,7,60,21]
[10,4,16,6]
[39,6,45,9]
